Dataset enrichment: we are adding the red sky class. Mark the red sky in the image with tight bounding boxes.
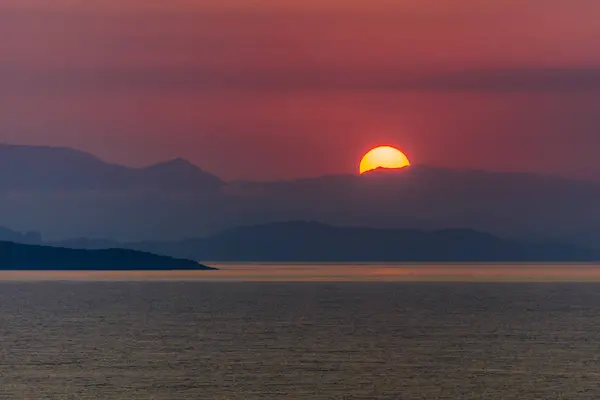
[2,0,600,180]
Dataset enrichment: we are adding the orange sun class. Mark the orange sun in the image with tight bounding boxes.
[359,146,411,174]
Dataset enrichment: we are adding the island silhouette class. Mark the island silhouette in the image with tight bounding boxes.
[0,241,213,270]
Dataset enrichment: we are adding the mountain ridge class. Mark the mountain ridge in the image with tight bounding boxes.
[0,240,215,270]
[33,221,599,262]
[2,144,600,243]
[0,144,222,191]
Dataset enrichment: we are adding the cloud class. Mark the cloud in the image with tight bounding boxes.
[4,64,600,94]
[2,0,600,97]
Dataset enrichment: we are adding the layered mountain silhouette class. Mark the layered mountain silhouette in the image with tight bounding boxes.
[0,144,222,191]
[2,144,600,245]
[0,241,213,270]
[0,226,42,245]
[39,222,597,262]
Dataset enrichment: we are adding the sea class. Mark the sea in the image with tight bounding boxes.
[1,263,600,399]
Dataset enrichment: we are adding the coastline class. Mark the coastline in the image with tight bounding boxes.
[2,263,600,282]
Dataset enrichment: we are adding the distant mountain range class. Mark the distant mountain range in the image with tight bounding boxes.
[2,144,600,247]
[0,226,42,245]
[0,144,222,191]
[0,241,213,270]
[3,221,594,262]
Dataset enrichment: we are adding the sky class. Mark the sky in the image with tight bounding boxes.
[2,0,600,180]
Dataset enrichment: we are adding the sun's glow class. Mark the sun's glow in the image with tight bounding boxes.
[359,146,410,174]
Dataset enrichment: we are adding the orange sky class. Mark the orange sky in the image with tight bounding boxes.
[2,0,600,179]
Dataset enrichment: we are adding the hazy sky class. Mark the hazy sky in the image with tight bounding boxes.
[2,0,600,180]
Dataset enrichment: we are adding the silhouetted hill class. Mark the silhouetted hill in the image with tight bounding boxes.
[47,238,121,250]
[121,222,596,262]
[0,144,221,191]
[0,241,214,270]
[3,144,600,241]
[212,166,600,242]
[0,226,42,245]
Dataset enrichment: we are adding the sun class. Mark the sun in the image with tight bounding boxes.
[359,146,411,174]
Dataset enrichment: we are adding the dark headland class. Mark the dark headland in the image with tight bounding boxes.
[0,241,215,271]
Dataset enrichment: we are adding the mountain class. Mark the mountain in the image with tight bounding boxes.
[99,221,596,262]
[212,166,600,241]
[46,237,121,250]
[0,241,215,270]
[2,144,600,241]
[0,144,222,191]
[0,226,42,245]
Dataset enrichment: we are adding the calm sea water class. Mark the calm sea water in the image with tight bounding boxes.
[1,265,600,399]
